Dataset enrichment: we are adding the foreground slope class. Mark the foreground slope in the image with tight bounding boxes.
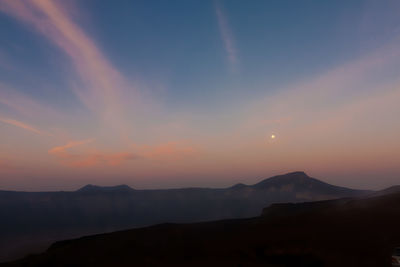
[4,190,400,267]
[0,172,368,262]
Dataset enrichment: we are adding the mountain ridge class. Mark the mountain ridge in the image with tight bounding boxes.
[0,171,356,193]
[77,184,135,193]
[0,171,373,263]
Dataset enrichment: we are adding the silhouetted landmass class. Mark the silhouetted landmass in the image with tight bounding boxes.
[76,184,135,193]
[3,189,400,266]
[0,172,371,262]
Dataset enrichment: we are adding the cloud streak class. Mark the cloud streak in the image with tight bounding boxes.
[48,139,95,156]
[242,39,400,132]
[0,116,51,136]
[0,0,129,132]
[214,1,238,68]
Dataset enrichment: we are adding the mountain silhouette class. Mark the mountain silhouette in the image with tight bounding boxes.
[253,171,359,195]
[0,172,371,262]
[77,184,135,193]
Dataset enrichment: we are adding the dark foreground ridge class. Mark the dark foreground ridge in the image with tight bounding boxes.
[3,190,400,267]
[0,171,373,262]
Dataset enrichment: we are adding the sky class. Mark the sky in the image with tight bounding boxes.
[0,0,400,191]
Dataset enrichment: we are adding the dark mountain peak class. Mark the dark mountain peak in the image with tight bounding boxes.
[253,171,311,188]
[281,171,309,179]
[287,171,308,177]
[252,172,368,198]
[77,184,134,193]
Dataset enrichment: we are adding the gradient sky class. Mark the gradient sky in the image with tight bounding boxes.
[1,0,400,191]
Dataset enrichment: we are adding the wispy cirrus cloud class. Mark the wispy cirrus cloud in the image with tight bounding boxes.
[214,1,238,69]
[0,0,130,132]
[0,0,197,162]
[48,139,95,156]
[0,116,51,136]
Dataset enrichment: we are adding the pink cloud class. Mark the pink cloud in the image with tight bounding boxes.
[0,116,51,136]
[48,139,95,156]
[0,0,129,130]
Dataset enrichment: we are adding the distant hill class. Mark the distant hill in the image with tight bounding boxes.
[4,187,400,266]
[0,172,370,262]
[371,185,400,197]
[77,184,135,193]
